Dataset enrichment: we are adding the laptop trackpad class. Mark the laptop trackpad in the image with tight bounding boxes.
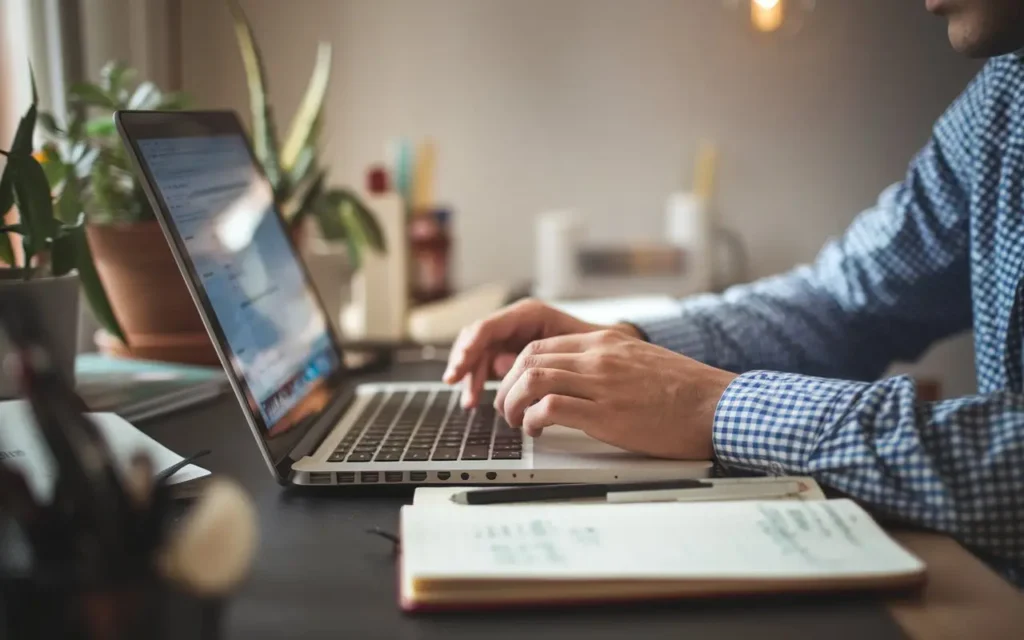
[531,426,696,471]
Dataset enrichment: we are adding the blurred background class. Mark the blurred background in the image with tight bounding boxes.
[0,0,980,398]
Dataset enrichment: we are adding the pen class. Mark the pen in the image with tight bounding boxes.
[450,479,712,505]
[606,480,806,504]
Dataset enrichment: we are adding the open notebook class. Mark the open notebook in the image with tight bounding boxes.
[399,498,926,612]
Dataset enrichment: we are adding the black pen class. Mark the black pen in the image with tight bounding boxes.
[450,479,713,505]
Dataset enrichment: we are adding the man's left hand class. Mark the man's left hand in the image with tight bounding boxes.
[494,330,738,460]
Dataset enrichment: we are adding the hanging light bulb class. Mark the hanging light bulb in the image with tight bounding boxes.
[722,0,815,36]
[751,0,784,33]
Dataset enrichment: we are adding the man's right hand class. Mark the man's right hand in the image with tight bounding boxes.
[443,299,642,408]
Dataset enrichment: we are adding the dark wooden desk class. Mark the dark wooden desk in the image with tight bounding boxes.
[141,362,1023,640]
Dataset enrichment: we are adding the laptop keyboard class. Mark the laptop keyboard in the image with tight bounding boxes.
[327,389,523,463]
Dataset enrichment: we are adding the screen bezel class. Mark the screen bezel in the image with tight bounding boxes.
[115,110,349,476]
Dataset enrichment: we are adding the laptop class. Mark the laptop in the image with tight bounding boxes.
[116,110,712,487]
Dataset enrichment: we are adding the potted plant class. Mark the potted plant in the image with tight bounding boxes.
[38,62,220,365]
[0,73,118,396]
[227,0,385,321]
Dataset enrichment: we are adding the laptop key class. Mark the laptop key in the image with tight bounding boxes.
[346,451,373,462]
[460,446,490,460]
[328,452,347,462]
[492,442,521,451]
[430,447,460,461]
[492,450,522,460]
[407,443,432,450]
[374,451,401,462]
[403,450,429,461]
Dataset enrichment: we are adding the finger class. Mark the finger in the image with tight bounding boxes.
[504,368,595,428]
[492,352,518,378]
[522,394,599,437]
[443,301,546,384]
[495,353,588,416]
[492,332,609,415]
[443,326,479,384]
[461,353,491,408]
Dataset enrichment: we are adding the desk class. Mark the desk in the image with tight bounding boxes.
[142,361,1023,640]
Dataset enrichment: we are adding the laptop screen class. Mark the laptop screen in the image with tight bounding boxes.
[132,131,341,443]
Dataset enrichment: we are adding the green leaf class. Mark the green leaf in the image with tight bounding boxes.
[340,217,361,272]
[37,112,64,136]
[39,143,66,187]
[85,117,117,137]
[11,104,37,156]
[0,233,13,267]
[228,0,282,189]
[281,42,332,171]
[326,188,386,253]
[292,171,323,226]
[10,154,57,263]
[0,163,14,265]
[340,199,368,271]
[128,81,159,110]
[68,82,118,110]
[73,227,125,342]
[289,143,317,189]
[312,193,345,240]
[56,165,83,224]
[263,105,283,191]
[68,109,86,139]
[50,228,76,276]
[0,164,13,217]
[73,147,100,179]
[100,61,133,96]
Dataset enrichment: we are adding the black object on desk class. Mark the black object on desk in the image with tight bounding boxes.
[0,295,229,639]
[451,478,711,504]
[138,360,911,640]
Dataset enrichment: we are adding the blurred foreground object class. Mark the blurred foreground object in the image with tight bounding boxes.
[0,293,256,639]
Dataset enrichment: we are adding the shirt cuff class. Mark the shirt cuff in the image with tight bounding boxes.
[711,370,869,474]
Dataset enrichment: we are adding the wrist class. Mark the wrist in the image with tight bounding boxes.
[695,368,738,460]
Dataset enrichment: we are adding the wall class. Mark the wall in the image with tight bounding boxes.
[178,0,981,396]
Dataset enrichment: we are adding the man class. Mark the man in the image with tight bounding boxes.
[443,0,1024,586]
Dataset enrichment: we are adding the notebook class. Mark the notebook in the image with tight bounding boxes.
[399,498,926,612]
[75,354,227,422]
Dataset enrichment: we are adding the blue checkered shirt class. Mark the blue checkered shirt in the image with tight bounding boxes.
[633,55,1024,587]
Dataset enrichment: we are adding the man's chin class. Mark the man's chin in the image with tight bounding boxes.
[947,23,1023,58]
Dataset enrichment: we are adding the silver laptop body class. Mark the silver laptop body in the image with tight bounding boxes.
[116,110,711,487]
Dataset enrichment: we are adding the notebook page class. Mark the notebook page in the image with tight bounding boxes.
[401,499,924,580]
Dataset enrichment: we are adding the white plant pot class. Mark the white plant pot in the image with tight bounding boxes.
[0,271,80,398]
[301,239,353,338]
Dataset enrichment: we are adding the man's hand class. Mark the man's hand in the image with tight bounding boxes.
[443,299,640,408]
[494,329,737,460]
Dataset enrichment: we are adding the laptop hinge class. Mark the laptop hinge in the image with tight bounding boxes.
[290,383,357,461]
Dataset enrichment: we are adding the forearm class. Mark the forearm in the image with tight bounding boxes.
[713,371,1024,586]
[630,270,875,377]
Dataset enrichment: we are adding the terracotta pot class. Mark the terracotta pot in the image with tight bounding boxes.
[86,222,219,365]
